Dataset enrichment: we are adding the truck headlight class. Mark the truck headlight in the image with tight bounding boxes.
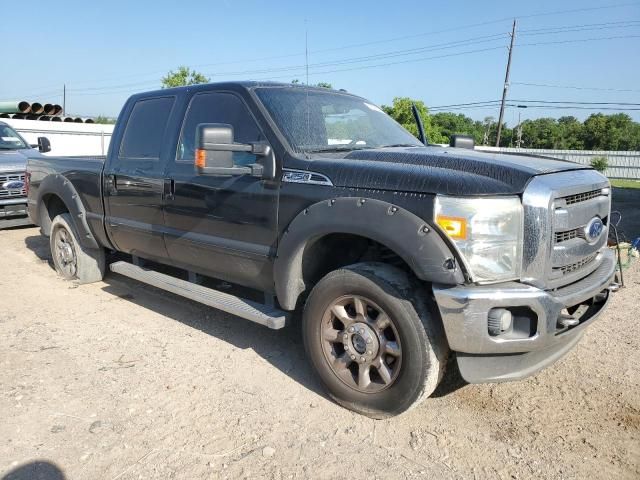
[434,196,523,283]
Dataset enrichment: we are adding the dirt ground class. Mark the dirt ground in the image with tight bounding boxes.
[1,223,639,479]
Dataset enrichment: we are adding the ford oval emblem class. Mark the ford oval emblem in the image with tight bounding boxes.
[584,217,604,243]
[2,180,24,191]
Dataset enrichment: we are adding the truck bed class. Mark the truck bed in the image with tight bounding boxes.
[26,155,106,240]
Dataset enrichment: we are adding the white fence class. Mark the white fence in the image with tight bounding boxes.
[477,146,640,179]
[4,118,114,157]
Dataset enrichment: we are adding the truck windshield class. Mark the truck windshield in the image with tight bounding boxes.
[0,124,29,150]
[255,87,422,153]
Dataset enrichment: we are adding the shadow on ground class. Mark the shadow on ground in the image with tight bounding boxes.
[23,232,469,402]
[2,461,65,480]
[612,187,640,241]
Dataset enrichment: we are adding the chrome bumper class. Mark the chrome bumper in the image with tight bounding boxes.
[0,198,30,228]
[432,248,616,383]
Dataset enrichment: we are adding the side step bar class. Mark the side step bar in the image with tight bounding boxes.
[109,261,288,329]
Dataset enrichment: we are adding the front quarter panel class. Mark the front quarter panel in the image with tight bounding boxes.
[274,196,464,310]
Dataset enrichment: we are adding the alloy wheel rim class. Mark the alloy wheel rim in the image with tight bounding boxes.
[320,295,402,393]
[54,227,77,278]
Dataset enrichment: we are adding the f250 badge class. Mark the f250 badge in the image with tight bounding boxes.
[584,217,604,243]
[2,180,24,191]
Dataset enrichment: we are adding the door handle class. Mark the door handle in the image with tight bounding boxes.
[106,174,118,196]
[163,178,175,201]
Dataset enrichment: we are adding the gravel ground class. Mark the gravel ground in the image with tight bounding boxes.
[0,224,638,480]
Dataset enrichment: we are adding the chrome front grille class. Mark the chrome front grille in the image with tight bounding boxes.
[522,170,611,290]
[0,173,26,199]
[561,189,603,206]
[555,228,580,243]
[553,253,598,275]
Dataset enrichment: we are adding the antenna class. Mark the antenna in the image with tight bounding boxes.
[305,24,309,86]
[305,21,311,156]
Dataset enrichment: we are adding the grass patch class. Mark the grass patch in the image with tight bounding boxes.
[611,179,640,189]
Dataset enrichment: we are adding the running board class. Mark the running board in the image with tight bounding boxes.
[109,261,288,329]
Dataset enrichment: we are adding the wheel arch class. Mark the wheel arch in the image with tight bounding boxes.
[274,197,464,310]
[36,174,99,249]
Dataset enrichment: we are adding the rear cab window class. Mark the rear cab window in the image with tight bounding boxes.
[119,96,175,160]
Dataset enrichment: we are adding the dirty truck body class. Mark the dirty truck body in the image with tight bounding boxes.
[26,82,616,417]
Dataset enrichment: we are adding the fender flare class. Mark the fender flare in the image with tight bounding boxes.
[274,197,464,310]
[36,174,99,249]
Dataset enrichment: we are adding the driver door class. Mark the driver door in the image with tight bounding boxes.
[163,91,279,292]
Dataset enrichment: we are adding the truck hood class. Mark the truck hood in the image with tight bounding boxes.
[308,146,590,195]
[0,148,41,173]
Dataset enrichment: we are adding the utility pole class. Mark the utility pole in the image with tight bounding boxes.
[63,84,66,116]
[496,19,516,147]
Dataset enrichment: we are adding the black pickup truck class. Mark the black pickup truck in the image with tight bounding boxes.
[26,82,616,417]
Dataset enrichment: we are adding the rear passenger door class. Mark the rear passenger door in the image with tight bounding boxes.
[103,96,175,260]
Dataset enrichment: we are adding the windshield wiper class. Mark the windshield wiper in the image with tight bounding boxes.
[305,146,367,153]
[379,144,421,148]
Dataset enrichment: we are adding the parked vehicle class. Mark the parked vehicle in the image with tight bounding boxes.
[0,121,50,228]
[25,82,616,417]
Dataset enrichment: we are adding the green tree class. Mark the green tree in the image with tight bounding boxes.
[381,97,445,143]
[161,66,209,88]
[290,79,333,88]
[93,115,116,124]
[557,116,584,149]
[431,112,485,144]
[582,114,609,150]
[520,118,561,149]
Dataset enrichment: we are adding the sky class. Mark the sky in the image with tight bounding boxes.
[2,0,639,125]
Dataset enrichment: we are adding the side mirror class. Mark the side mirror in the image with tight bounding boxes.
[449,134,474,150]
[195,123,275,179]
[37,136,51,153]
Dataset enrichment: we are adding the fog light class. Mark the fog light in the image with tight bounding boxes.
[488,308,512,336]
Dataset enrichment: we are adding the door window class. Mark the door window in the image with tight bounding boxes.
[177,92,263,165]
[119,96,175,160]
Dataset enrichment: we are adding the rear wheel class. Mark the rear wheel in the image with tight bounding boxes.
[302,262,448,418]
[50,213,105,284]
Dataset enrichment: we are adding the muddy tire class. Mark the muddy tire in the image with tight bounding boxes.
[50,213,105,284]
[302,262,448,418]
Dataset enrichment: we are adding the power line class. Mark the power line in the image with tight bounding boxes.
[517,33,640,48]
[61,29,640,94]
[519,19,640,35]
[202,31,640,85]
[429,99,640,108]
[66,33,510,94]
[7,1,639,97]
[43,32,640,100]
[511,99,640,105]
[511,81,640,93]
[507,104,640,110]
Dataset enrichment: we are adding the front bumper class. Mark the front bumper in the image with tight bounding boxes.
[432,248,616,383]
[0,199,31,229]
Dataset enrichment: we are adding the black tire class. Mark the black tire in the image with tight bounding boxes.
[50,213,105,284]
[302,262,448,418]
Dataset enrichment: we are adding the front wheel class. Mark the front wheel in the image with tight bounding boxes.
[302,262,448,418]
[50,213,105,284]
